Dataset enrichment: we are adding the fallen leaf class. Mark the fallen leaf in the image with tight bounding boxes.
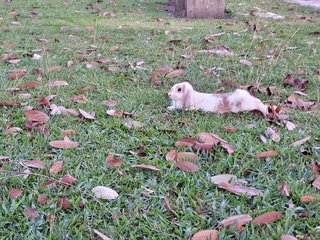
[123,120,142,129]
[39,180,56,189]
[223,127,238,133]
[280,235,297,240]
[8,188,23,199]
[46,213,57,225]
[49,136,79,149]
[264,127,280,142]
[67,60,74,68]
[57,197,72,209]
[286,95,316,109]
[291,136,310,147]
[239,59,252,67]
[252,211,283,225]
[93,229,111,240]
[24,208,39,219]
[300,195,317,203]
[164,193,178,218]
[70,94,88,103]
[191,230,219,240]
[17,81,37,89]
[23,160,45,169]
[38,194,50,205]
[79,108,95,119]
[19,93,31,99]
[165,69,185,78]
[198,45,235,57]
[255,150,279,159]
[278,182,290,197]
[204,33,225,42]
[312,175,320,190]
[49,161,63,175]
[165,149,177,161]
[106,109,123,117]
[47,66,61,72]
[46,81,69,87]
[218,182,263,196]
[0,101,20,107]
[4,127,22,135]
[210,174,237,185]
[61,129,76,136]
[8,70,26,80]
[149,65,170,86]
[92,186,119,200]
[38,95,56,106]
[308,162,320,177]
[132,164,160,171]
[25,110,50,123]
[105,154,122,168]
[176,161,199,172]
[220,214,252,229]
[175,137,196,148]
[80,86,96,92]
[196,132,234,154]
[176,152,197,162]
[109,45,119,51]
[60,174,77,185]
[65,109,79,116]
[103,99,118,107]
[283,74,308,90]
[284,121,296,131]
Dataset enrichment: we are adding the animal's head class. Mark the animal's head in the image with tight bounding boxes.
[167,82,194,108]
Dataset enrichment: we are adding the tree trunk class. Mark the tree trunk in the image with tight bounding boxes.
[186,0,225,18]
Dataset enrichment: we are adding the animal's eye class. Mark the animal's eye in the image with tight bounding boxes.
[177,88,182,92]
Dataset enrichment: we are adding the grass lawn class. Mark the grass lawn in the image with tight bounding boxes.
[0,0,319,239]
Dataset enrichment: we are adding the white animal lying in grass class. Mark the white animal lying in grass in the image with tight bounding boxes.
[167,82,268,116]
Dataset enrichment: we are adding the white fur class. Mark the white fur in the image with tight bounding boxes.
[167,82,268,116]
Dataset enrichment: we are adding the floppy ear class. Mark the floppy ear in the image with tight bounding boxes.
[182,84,192,108]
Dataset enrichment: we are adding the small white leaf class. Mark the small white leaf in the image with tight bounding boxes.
[92,186,119,200]
[210,174,237,185]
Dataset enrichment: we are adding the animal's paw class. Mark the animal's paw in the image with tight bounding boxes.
[167,106,175,111]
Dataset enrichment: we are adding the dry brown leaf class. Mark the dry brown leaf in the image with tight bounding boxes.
[223,127,238,133]
[67,60,74,68]
[49,136,79,149]
[239,59,252,67]
[17,81,37,89]
[38,194,50,205]
[191,230,219,240]
[61,129,76,136]
[109,45,119,51]
[308,162,320,177]
[218,182,263,196]
[132,164,160,171]
[165,149,177,161]
[175,137,196,148]
[80,86,96,92]
[165,69,185,78]
[164,193,177,218]
[280,235,297,240]
[312,175,320,190]
[176,161,199,172]
[176,152,197,162]
[283,74,309,90]
[255,150,279,159]
[149,65,170,86]
[57,197,72,209]
[38,95,56,106]
[278,182,290,197]
[47,66,61,72]
[49,161,63,175]
[264,127,280,142]
[106,109,123,117]
[105,154,122,168]
[300,195,317,203]
[220,214,252,230]
[4,127,22,135]
[93,229,111,240]
[8,188,23,199]
[198,45,235,57]
[103,99,118,107]
[24,208,39,219]
[39,180,56,189]
[8,70,26,80]
[286,95,316,109]
[23,160,45,169]
[124,120,142,129]
[196,132,233,153]
[60,174,77,185]
[291,136,310,147]
[65,109,79,116]
[210,174,237,185]
[70,94,88,103]
[252,211,282,225]
[46,81,69,87]
[0,100,20,107]
[25,110,50,123]
[79,108,95,120]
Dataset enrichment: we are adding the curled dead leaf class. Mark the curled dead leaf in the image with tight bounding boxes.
[24,208,39,219]
[49,136,79,149]
[70,94,88,103]
[4,127,22,135]
[175,137,196,148]
[79,109,95,120]
[103,99,118,107]
[105,154,122,168]
[25,110,50,123]
[252,211,282,225]
[60,174,77,185]
[164,193,178,218]
[165,149,177,161]
[278,182,290,197]
[57,197,72,209]
[210,174,237,185]
[61,129,76,136]
[23,160,45,169]
[218,182,263,196]
[219,214,252,230]
[255,150,279,159]
[46,81,69,87]
[132,164,159,171]
[165,69,185,78]
[300,195,317,203]
[283,74,308,90]
[176,161,199,172]
[191,230,219,240]
[312,175,320,190]
[291,136,310,147]
[106,109,123,117]
[47,66,61,72]
[49,161,63,175]
[9,188,23,199]
[8,70,26,80]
